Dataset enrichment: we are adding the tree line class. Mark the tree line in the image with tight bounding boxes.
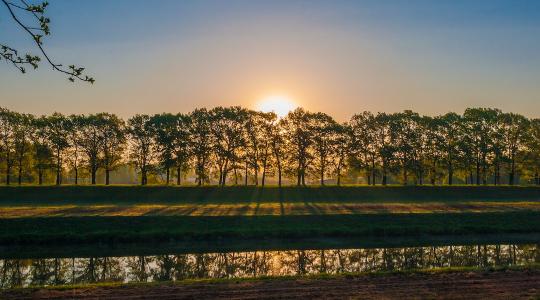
[1,106,540,186]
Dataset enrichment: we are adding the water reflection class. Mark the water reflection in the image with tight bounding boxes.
[1,244,538,288]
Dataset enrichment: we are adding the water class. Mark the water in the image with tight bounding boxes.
[1,243,538,288]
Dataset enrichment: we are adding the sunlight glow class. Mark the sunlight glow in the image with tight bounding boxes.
[256,95,297,118]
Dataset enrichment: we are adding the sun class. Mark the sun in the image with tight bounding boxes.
[256,95,297,118]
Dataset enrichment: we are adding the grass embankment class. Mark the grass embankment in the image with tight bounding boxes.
[1,212,539,245]
[1,186,539,246]
[2,185,540,205]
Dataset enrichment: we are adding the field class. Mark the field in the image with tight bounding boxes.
[0,186,540,246]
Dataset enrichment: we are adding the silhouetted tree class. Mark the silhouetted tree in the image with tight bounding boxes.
[101,113,126,185]
[44,113,70,185]
[189,109,212,186]
[128,115,154,185]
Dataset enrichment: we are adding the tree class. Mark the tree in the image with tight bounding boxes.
[310,112,339,185]
[150,113,177,185]
[525,119,540,184]
[1,0,93,83]
[500,113,529,185]
[32,116,53,185]
[258,112,277,187]
[44,113,70,185]
[281,108,314,186]
[189,109,212,186]
[244,110,274,186]
[78,114,105,185]
[333,123,351,186]
[208,107,248,186]
[172,113,191,185]
[272,119,286,187]
[373,113,396,185]
[438,113,463,185]
[349,112,378,185]
[422,116,443,185]
[12,112,34,184]
[127,115,154,185]
[392,111,421,185]
[66,115,84,184]
[100,113,126,185]
[0,108,16,185]
[463,108,500,185]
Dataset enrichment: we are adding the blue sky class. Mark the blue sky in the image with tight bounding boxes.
[1,0,540,119]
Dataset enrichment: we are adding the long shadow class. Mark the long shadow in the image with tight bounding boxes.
[279,188,285,216]
[252,188,261,216]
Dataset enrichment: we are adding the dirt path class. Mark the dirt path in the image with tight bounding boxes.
[1,201,539,217]
[4,270,539,299]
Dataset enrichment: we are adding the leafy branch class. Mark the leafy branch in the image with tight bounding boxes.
[0,0,94,83]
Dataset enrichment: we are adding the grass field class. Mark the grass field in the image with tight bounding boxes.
[1,212,539,245]
[1,186,539,246]
[2,185,540,205]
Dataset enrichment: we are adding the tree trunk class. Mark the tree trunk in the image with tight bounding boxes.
[177,165,181,185]
[56,150,61,185]
[254,164,259,186]
[509,158,515,185]
[382,163,387,186]
[476,160,480,185]
[17,162,22,185]
[38,169,43,185]
[244,161,248,186]
[371,159,376,186]
[297,161,301,186]
[166,167,170,185]
[403,167,407,185]
[218,163,224,186]
[301,165,306,186]
[91,166,96,185]
[448,161,453,185]
[74,167,78,185]
[141,169,147,185]
[222,159,229,186]
[277,162,282,188]
[105,168,110,185]
[261,161,267,188]
[482,156,487,185]
[5,151,11,185]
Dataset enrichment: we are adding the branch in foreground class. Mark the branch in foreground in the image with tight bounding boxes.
[0,0,94,83]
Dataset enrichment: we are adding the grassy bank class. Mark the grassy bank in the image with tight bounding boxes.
[3,265,539,298]
[1,185,540,205]
[2,233,540,259]
[1,212,539,245]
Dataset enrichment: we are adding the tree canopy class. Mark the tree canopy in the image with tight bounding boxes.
[0,106,539,186]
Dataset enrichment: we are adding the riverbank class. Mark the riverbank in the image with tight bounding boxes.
[1,212,539,245]
[3,266,539,299]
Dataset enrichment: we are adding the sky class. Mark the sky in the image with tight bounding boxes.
[1,0,540,121]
